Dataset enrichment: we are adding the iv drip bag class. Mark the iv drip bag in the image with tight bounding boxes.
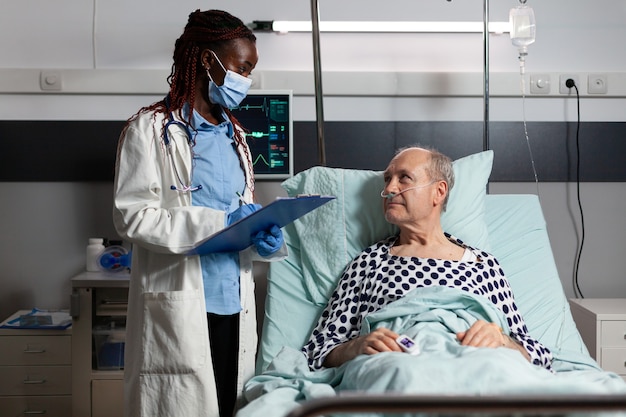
[509,4,536,54]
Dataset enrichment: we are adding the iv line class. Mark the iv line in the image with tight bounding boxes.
[520,71,541,200]
[511,0,539,199]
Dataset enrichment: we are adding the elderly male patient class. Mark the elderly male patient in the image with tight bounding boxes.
[302,146,553,371]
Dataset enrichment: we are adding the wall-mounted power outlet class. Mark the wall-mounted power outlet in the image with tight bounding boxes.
[588,73,608,94]
[559,74,579,94]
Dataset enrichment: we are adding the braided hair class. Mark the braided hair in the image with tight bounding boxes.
[166,9,256,119]
[124,9,257,186]
[127,10,255,132]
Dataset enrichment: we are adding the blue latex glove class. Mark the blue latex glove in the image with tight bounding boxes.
[227,203,262,226]
[251,224,283,257]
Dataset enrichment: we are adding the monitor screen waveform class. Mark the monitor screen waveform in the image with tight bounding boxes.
[230,91,293,179]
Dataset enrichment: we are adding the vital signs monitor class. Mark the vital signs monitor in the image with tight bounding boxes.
[229,90,294,180]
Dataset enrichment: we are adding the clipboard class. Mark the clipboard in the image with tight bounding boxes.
[187,195,336,255]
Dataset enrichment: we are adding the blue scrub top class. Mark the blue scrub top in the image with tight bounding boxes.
[188,107,246,315]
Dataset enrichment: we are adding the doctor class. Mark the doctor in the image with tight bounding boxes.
[113,9,285,417]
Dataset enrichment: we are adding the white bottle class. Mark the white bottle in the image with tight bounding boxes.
[86,238,105,272]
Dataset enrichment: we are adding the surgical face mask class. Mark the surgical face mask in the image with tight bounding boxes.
[380,180,436,200]
[207,52,252,108]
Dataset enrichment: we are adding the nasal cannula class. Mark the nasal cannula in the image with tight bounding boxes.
[380,180,436,200]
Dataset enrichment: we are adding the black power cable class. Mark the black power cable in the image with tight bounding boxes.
[566,78,585,299]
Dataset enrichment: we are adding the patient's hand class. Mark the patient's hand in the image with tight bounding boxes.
[456,320,530,361]
[456,320,504,348]
[323,327,402,368]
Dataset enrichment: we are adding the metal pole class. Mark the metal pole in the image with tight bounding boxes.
[483,0,490,152]
[285,394,626,417]
[310,0,326,166]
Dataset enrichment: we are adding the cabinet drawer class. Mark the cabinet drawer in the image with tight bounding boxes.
[601,321,626,347]
[92,379,124,417]
[600,347,626,375]
[0,365,71,395]
[0,395,71,417]
[0,335,71,365]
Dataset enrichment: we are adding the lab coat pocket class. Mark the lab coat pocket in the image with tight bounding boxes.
[141,289,208,374]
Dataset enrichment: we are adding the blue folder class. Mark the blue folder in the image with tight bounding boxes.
[187,195,336,255]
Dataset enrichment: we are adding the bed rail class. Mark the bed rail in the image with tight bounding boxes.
[285,394,626,417]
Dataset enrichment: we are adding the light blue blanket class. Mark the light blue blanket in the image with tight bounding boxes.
[239,287,626,417]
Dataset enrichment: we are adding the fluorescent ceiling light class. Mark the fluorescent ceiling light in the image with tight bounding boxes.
[251,20,510,34]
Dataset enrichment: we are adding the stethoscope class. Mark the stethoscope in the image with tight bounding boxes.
[163,97,202,193]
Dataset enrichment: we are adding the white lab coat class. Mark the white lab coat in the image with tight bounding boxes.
[112,110,285,417]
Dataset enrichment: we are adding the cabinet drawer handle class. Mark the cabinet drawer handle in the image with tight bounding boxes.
[23,379,47,384]
[22,345,46,353]
[23,411,47,415]
[23,346,46,354]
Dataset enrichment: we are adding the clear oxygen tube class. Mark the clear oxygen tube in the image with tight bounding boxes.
[380,181,436,200]
[509,0,536,75]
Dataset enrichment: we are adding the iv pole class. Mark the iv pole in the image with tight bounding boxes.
[309,0,491,166]
[483,0,490,153]
[310,0,326,166]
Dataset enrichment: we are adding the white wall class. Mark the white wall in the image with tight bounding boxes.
[1,0,625,320]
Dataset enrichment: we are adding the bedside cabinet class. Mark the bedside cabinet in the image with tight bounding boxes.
[71,271,129,417]
[569,298,626,381]
[0,310,72,417]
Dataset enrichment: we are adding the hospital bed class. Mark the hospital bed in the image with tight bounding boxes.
[238,150,626,417]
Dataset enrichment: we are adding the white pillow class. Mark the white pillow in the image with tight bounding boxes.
[441,150,493,251]
[281,150,494,306]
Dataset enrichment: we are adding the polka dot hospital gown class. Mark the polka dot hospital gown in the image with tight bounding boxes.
[302,234,553,371]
